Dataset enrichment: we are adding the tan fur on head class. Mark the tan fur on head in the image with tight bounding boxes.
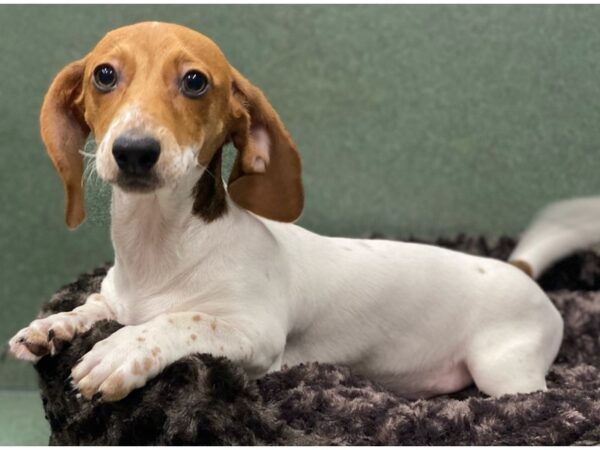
[39,22,304,228]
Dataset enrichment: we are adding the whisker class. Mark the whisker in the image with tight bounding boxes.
[83,140,97,153]
[83,162,95,187]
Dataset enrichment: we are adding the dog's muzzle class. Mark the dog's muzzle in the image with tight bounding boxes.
[112,134,161,192]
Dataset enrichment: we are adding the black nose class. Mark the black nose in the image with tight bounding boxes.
[112,136,161,174]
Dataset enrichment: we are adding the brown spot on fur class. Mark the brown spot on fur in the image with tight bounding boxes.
[477,267,486,274]
[510,259,533,277]
[101,374,128,402]
[78,380,97,400]
[193,148,227,222]
[143,357,153,371]
[151,347,161,356]
[168,318,174,324]
[51,325,73,342]
[190,334,197,341]
[132,360,143,375]
[211,319,217,331]
[67,312,77,316]
[23,329,50,356]
[220,345,224,351]
[24,340,48,357]
[192,314,202,322]
[137,336,145,342]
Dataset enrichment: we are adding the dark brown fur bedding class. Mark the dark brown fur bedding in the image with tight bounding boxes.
[35,236,600,445]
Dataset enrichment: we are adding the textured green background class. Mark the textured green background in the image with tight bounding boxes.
[2,5,600,395]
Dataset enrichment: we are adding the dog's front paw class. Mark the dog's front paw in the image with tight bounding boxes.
[9,311,85,361]
[71,325,165,402]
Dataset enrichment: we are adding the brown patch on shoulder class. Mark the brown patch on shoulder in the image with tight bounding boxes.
[193,148,227,222]
[192,314,202,322]
[510,259,533,277]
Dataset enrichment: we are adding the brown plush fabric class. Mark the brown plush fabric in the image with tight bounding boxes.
[35,236,600,445]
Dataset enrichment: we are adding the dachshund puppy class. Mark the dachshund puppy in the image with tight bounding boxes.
[9,22,563,402]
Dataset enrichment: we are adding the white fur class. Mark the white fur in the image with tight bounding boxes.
[10,168,564,401]
[510,196,600,278]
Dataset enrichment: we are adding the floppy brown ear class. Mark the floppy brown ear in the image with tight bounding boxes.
[227,67,303,222]
[40,59,89,229]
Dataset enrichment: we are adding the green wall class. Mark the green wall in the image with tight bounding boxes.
[2,5,600,388]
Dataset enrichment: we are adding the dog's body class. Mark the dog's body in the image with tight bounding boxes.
[10,22,563,402]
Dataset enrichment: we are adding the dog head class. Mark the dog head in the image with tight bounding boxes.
[40,21,303,228]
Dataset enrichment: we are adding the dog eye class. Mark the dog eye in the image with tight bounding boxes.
[93,64,118,92]
[181,70,209,98]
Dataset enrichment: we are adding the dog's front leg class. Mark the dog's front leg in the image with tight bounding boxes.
[71,312,277,402]
[8,293,115,361]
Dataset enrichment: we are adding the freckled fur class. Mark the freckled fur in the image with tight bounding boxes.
[143,357,153,371]
[101,374,128,402]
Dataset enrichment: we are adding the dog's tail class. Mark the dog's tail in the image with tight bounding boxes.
[509,196,600,278]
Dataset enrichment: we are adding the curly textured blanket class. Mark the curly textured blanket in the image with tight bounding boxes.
[35,236,600,445]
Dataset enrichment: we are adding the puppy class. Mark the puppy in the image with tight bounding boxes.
[9,22,563,402]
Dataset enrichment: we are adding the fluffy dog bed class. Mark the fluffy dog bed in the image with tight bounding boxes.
[35,235,600,445]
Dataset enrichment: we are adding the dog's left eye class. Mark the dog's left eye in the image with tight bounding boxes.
[181,70,209,98]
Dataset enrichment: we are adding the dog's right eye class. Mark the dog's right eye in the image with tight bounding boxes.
[92,64,118,92]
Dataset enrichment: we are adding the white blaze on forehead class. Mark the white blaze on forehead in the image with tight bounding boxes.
[96,106,143,175]
[111,106,146,132]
